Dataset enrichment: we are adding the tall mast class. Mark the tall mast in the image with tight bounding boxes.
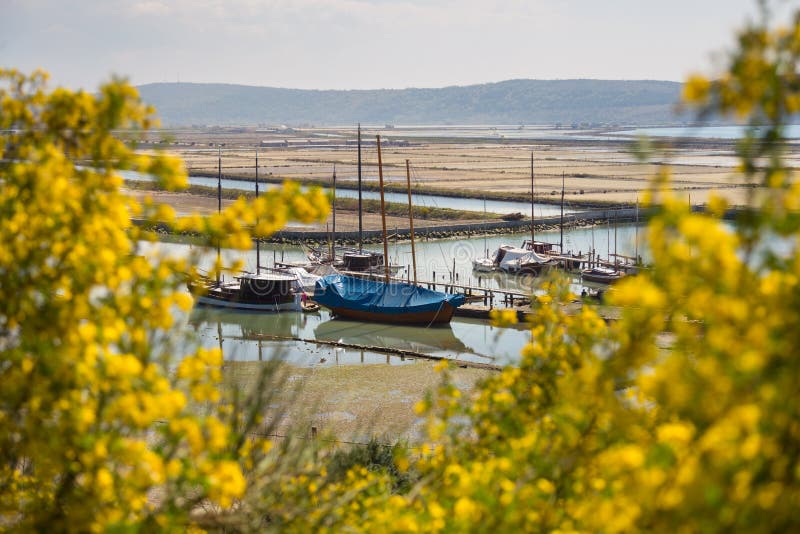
[255,149,260,273]
[218,147,222,213]
[332,163,337,256]
[635,197,639,264]
[406,159,418,285]
[560,171,565,253]
[614,209,618,268]
[483,196,488,257]
[357,124,363,252]
[216,147,222,285]
[376,135,390,283]
[530,151,535,245]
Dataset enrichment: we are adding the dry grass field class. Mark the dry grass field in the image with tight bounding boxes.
[136,126,800,211]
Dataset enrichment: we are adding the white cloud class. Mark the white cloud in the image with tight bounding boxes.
[0,0,784,90]
[130,1,171,16]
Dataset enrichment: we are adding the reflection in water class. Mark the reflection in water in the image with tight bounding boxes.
[314,318,470,355]
[189,306,308,338]
[186,306,529,367]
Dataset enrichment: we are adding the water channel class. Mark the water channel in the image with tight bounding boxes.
[121,170,577,217]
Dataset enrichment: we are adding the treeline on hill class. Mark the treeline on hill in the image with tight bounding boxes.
[137,79,684,126]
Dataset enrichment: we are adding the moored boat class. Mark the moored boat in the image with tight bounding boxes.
[314,136,465,325]
[581,266,625,284]
[495,245,555,274]
[311,274,465,325]
[189,149,315,312]
[190,272,302,311]
[271,266,321,294]
[472,255,496,272]
[521,239,583,271]
[472,245,556,274]
[338,249,404,276]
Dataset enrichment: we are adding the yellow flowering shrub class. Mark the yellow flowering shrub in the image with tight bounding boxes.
[0,69,329,531]
[6,5,800,532]
[340,7,800,533]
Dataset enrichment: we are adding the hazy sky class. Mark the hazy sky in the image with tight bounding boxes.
[1,0,797,90]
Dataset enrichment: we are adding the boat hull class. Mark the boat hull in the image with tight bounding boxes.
[311,274,465,325]
[188,274,302,312]
[472,259,495,272]
[195,293,302,312]
[581,271,624,284]
[325,302,458,325]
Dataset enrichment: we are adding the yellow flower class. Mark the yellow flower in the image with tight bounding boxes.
[536,478,556,495]
[206,460,246,509]
[490,308,518,327]
[656,422,695,446]
[454,497,478,521]
[682,74,711,103]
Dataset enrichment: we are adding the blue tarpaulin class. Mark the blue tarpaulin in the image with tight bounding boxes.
[312,274,466,316]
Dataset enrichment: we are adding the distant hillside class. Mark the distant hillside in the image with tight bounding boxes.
[137,79,684,127]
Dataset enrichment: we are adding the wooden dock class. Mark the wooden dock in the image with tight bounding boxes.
[338,270,623,323]
[456,303,533,320]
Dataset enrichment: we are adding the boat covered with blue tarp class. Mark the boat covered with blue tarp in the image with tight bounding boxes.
[312,274,466,324]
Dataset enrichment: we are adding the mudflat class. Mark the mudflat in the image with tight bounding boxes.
[224,360,493,442]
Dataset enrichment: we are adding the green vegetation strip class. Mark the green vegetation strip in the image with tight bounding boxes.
[124,179,499,221]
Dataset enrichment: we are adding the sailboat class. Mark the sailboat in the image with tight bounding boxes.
[335,125,403,276]
[473,152,556,274]
[580,265,625,284]
[521,165,584,270]
[313,136,465,325]
[290,125,403,276]
[192,272,303,311]
[471,197,497,272]
[580,209,625,284]
[189,148,304,311]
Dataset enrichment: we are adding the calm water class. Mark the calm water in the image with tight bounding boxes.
[121,170,577,217]
[614,125,800,140]
[145,223,643,292]
[375,124,800,141]
[186,306,530,367]
[375,125,625,141]
[144,224,642,368]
